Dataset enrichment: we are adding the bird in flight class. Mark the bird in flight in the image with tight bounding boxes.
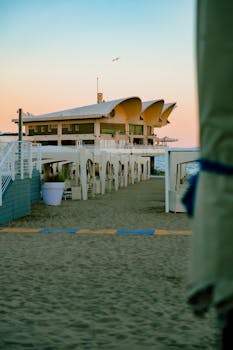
[112,57,120,62]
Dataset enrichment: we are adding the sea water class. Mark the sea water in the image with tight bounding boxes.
[154,155,199,175]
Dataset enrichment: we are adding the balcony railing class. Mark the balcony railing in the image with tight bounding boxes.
[0,141,42,206]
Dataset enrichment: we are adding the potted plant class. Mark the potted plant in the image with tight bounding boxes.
[41,173,66,206]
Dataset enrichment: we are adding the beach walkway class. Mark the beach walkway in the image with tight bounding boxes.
[1,178,190,232]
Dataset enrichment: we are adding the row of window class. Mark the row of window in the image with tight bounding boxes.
[28,123,94,136]
[38,139,154,146]
[28,123,153,136]
[28,124,58,135]
[62,123,94,134]
[39,140,95,146]
[100,123,125,135]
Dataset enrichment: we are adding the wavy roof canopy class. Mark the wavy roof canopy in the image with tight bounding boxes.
[22,97,142,123]
[18,97,176,128]
[118,97,142,122]
[159,103,176,126]
[141,100,164,126]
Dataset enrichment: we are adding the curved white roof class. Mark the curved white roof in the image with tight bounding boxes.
[141,99,164,126]
[15,97,176,129]
[160,103,176,126]
[141,99,164,113]
[161,102,176,114]
[22,97,142,122]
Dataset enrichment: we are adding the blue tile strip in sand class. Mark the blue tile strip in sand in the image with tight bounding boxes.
[116,229,155,235]
[38,228,79,234]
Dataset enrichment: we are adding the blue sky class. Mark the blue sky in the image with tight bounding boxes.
[0,0,198,146]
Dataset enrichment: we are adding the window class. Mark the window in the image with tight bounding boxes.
[133,138,143,144]
[49,124,57,135]
[82,140,94,145]
[148,138,153,145]
[61,140,76,146]
[28,126,35,136]
[28,124,57,135]
[62,123,94,134]
[40,141,58,146]
[100,123,125,135]
[129,124,144,135]
[79,124,94,134]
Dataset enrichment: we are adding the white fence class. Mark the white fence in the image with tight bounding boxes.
[0,141,42,206]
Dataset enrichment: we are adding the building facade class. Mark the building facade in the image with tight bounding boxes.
[14,97,176,147]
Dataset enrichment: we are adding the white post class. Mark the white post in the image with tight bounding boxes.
[28,143,33,178]
[11,147,15,181]
[37,145,42,172]
[123,157,128,187]
[147,158,150,179]
[20,142,24,179]
[91,161,95,198]
[80,149,88,200]
[113,156,119,191]
[130,156,134,184]
[137,161,140,182]
[100,151,107,195]
[75,162,80,185]
[165,149,170,213]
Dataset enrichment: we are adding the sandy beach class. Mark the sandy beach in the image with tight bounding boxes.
[0,178,217,349]
[3,178,189,231]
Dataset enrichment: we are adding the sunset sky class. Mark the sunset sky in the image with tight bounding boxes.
[0,0,198,147]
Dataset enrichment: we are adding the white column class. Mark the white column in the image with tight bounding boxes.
[123,157,128,187]
[113,155,119,191]
[80,149,88,200]
[57,123,62,146]
[94,121,101,147]
[130,156,134,184]
[28,143,33,178]
[137,160,140,182]
[99,151,107,195]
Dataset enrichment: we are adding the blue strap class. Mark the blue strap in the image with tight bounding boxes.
[182,159,233,217]
[182,173,199,217]
[200,159,233,175]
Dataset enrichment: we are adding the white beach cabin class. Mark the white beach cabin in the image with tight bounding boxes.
[165,148,199,213]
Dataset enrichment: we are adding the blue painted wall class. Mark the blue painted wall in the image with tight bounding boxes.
[30,170,41,204]
[0,170,41,225]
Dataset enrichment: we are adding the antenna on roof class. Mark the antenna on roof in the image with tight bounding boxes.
[96,76,104,103]
[96,76,99,95]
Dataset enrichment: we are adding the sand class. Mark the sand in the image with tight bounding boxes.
[0,178,218,349]
[3,178,189,231]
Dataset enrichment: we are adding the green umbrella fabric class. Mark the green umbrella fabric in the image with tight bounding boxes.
[188,0,233,316]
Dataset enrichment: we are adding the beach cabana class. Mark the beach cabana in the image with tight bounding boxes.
[39,146,150,200]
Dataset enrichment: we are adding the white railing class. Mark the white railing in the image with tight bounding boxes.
[32,143,42,172]
[0,142,11,160]
[0,141,42,206]
[0,143,15,205]
[82,143,167,150]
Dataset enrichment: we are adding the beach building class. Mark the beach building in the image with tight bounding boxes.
[0,140,151,224]
[12,97,176,147]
